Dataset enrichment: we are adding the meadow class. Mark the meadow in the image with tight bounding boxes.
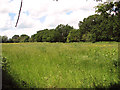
[2,42,120,88]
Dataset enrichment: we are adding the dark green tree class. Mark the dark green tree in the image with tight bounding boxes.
[12,35,20,43]
[8,38,13,43]
[30,34,37,42]
[0,36,2,43]
[67,29,81,42]
[19,34,30,42]
[78,1,120,42]
[2,36,8,43]
[55,24,74,42]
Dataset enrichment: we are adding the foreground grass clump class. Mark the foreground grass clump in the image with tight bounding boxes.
[2,42,119,88]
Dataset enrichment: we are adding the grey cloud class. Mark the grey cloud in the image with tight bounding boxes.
[0,27,11,31]
[18,23,33,29]
[79,7,90,11]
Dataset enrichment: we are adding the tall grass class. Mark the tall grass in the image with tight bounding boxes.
[2,42,119,88]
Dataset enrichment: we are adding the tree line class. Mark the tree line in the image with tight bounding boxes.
[1,1,120,43]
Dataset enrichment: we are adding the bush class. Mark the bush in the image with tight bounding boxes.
[82,32,96,42]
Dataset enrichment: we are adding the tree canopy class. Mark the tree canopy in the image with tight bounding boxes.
[1,1,120,43]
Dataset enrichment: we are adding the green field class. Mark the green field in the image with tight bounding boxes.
[1,42,120,88]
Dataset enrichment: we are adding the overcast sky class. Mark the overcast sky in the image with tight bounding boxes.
[0,0,115,38]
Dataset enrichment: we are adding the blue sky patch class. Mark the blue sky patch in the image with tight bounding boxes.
[23,11,29,16]
[66,11,73,15]
[9,13,16,20]
[40,15,47,23]
[9,0,13,3]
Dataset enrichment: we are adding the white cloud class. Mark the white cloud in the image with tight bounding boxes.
[0,0,103,38]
